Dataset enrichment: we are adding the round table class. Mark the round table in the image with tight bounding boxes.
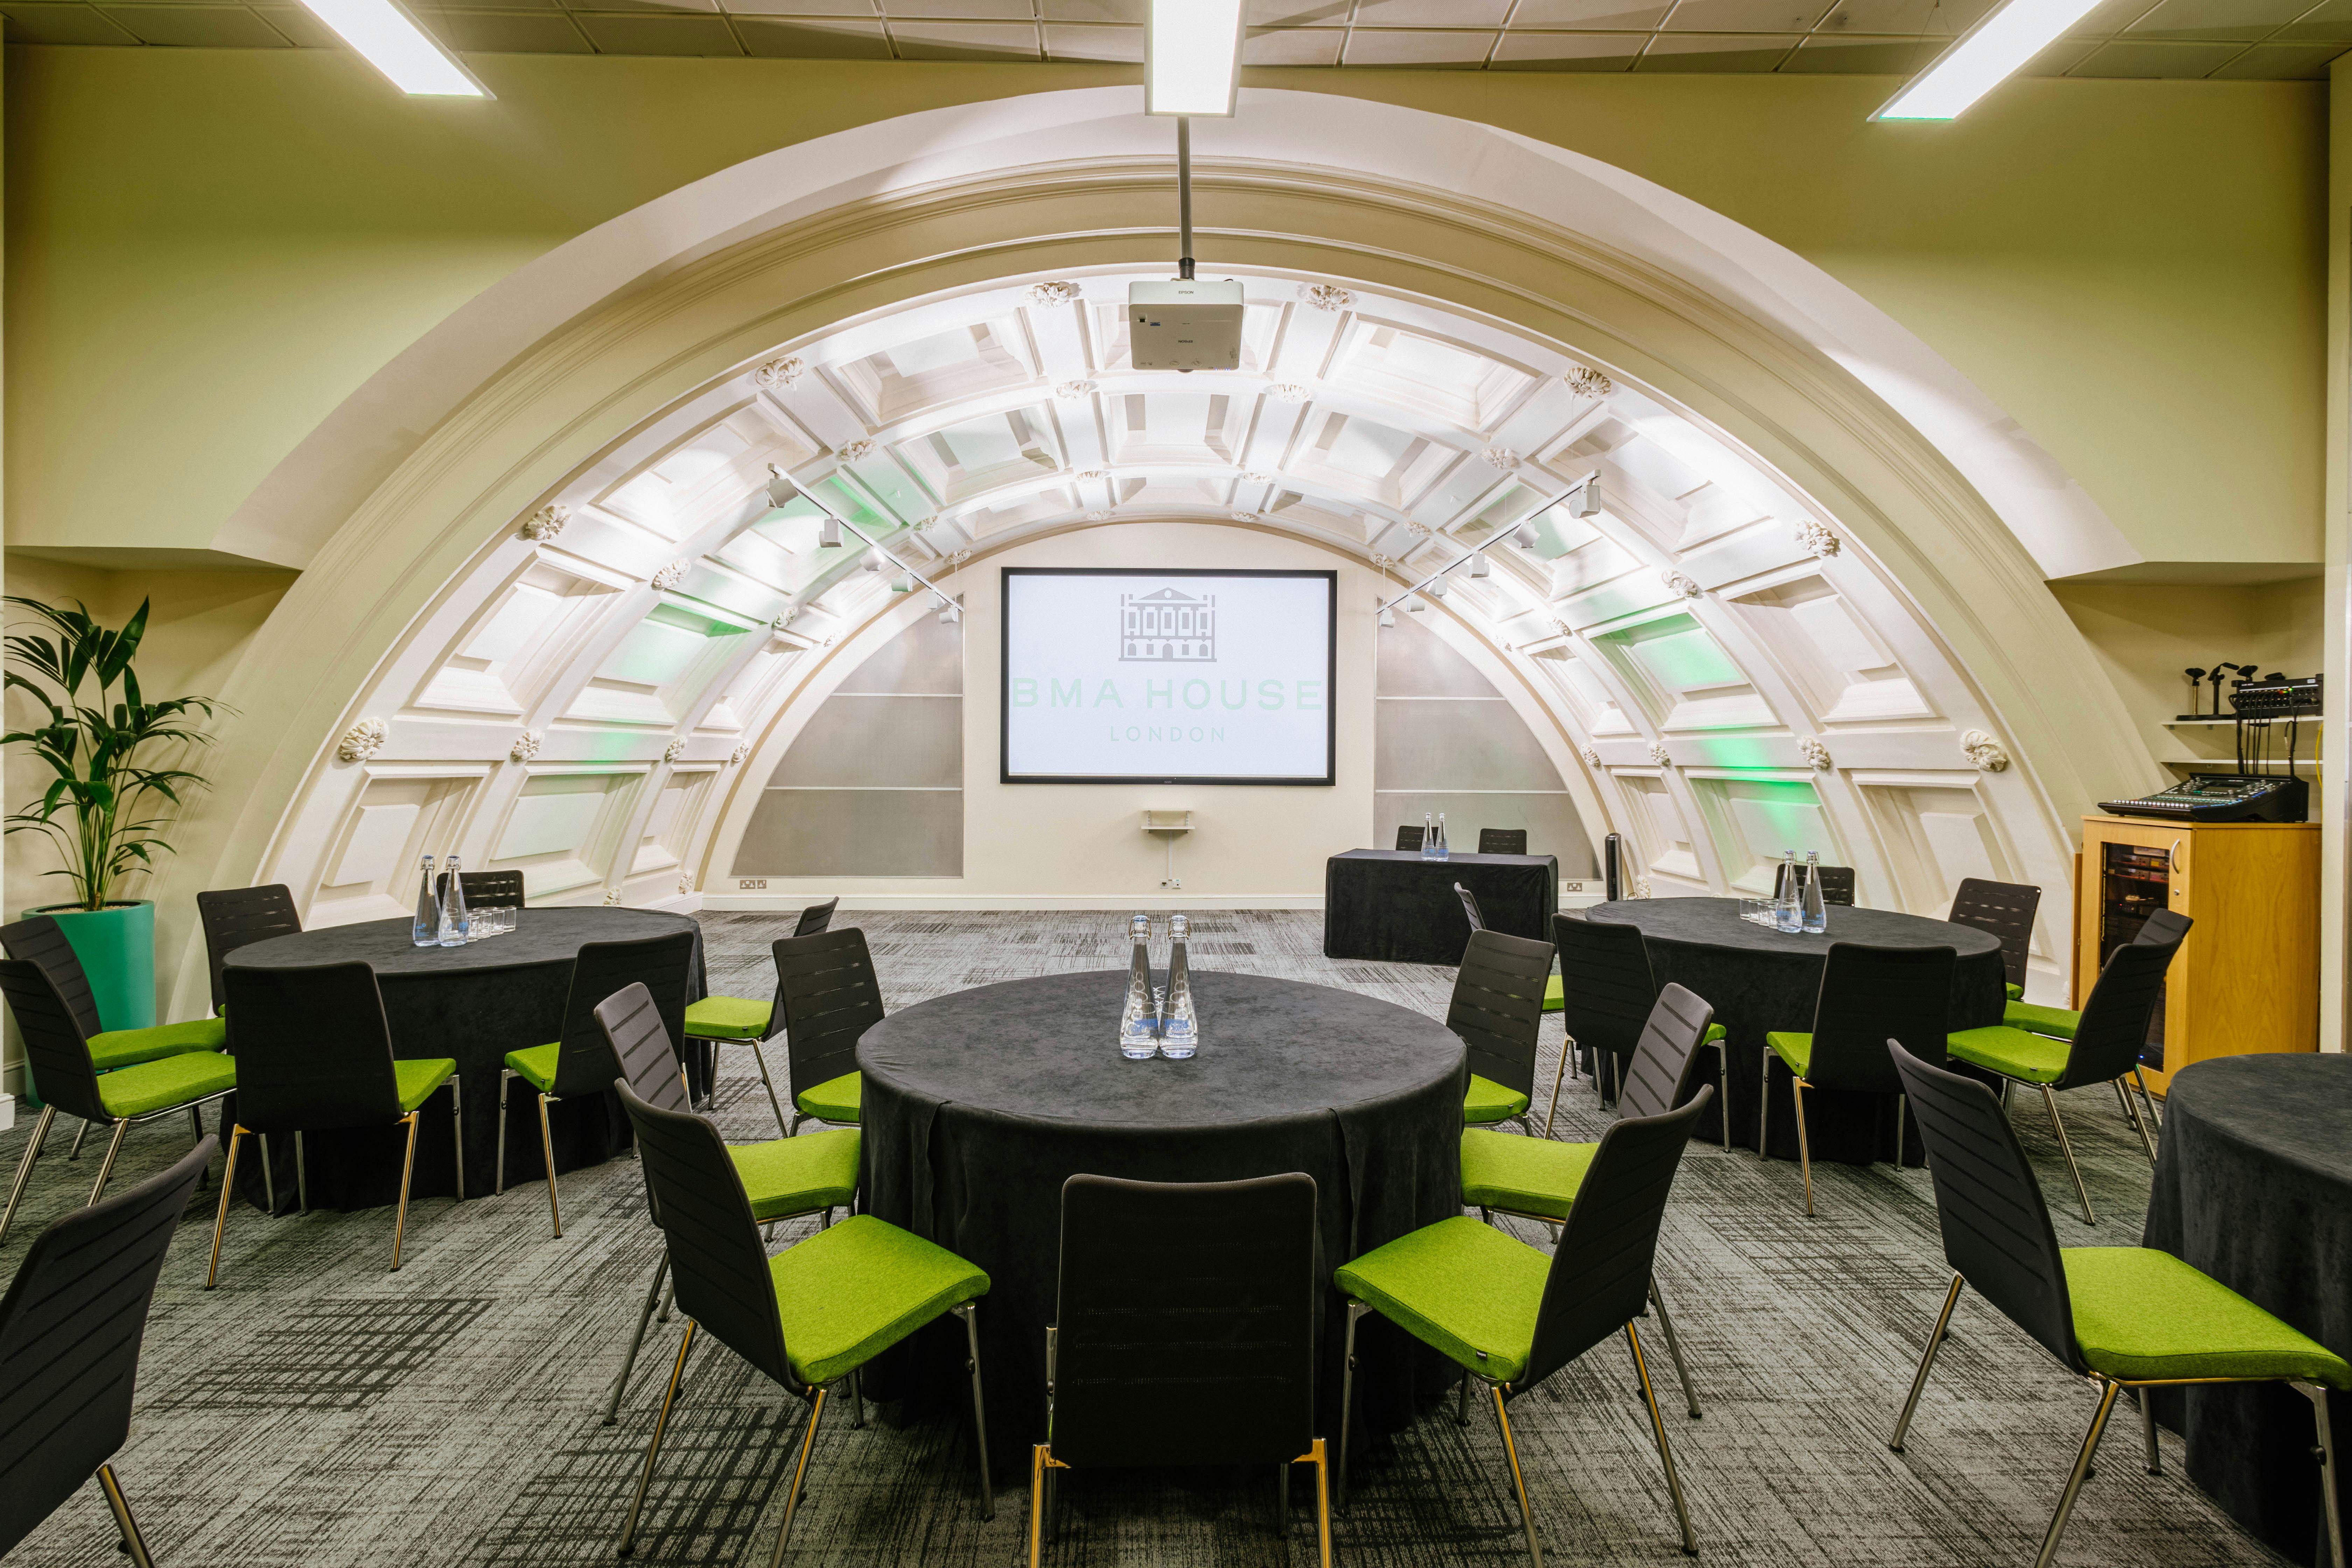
[2143,1055,2351,1567]
[1586,897,2004,1164]
[856,968,1467,1474]
[223,908,705,1212]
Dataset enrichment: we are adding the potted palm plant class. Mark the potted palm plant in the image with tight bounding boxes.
[4,596,220,1043]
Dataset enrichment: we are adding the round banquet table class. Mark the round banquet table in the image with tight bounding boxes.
[2142,1055,2351,1567]
[221,908,706,1214]
[855,968,1468,1475]
[1586,897,2004,1164]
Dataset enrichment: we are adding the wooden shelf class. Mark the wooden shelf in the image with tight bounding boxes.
[2164,716,2322,729]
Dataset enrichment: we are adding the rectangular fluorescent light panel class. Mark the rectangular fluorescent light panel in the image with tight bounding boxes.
[300,0,490,96]
[1873,0,2101,121]
[1146,0,1244,117]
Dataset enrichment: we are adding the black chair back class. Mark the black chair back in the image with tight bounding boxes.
[1774,861,1857,906]
[2134,907,2192,951]
[0,1136,214,1556]
[1524,1087,1710,1389]
[1050,1173,1316,1468]
[548,931,696,1098]
[1618,983,1716,1122]
[459,869,526,908]
[1945,877,2039,994]
[1888,1043,2082,1374]
[616,1081,796,1390]
[1552,913,1659,1079]
[598,981,691,1115]
[1394,825,1424,853]
[0,916,103,1038]
[2058,938,2180,1090]
[194,884,302,1016]
[1802,941,1955,1095]
[1478,828,1528,856]
[223,960,404,1133]
[0,958,106,1124]
[793,897,840,938]
[1447,929,1554,1104]
[773,929,885,1101]
[1454,883,1485,934]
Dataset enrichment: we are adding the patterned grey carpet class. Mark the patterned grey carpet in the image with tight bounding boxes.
[0,911,2286,1568]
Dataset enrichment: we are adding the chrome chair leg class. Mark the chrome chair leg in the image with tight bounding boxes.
[68,1114,91,1160]
[295,1129,309,1214]
[604,1253,671,1426]
[2296,1381,2346,1568]
[1456,1369,1473,1426]
[2037,1084,2095,1224]
[390,1111,421,1269]
[95,1463,156,1568]
[1709,1039,1730,1150]
[957,1301,995,1517]
[1489,1384,1544,1568]
[1895,1094,1907,1168]
[495,1068,513,1195]
[1648,1276,1702,1418]
[0,1103,57,1246]
[536,1091,563,1238]
[1542,1036,1574,1140]
[450,1078,467,1201]
[1791,1077,1815,1217]
[1889,1273,1963,1452]
[2140,1387,2161,1475]
[769,1385,829,1568]
[748,1037,791,1140]
[259,1131,276,1215]
[88,1118,130,1205]
[851,1368,865,1429]
[1758,1042,1772,1155]
[2115,1076,2158,1166]
[619,1321,697,1558]
[1627,1325,1699,1555]
[189,1102,205,1143]
[205,1125,245,1288]
[2032,1378,2121,1568]
[2133,1069,2162,1130]
[1337,1301,1368,1513]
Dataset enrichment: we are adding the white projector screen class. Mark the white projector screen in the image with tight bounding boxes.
[1001,567,1337,785]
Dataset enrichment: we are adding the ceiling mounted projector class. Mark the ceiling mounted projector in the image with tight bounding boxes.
[1130,279,1245,372]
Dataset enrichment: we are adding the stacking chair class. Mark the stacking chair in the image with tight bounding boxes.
[1886,1043,2346,1568]
[1762,940,1955,1216]
[1452,929,1554,1136]
[1550,913,1727,1138]
[614,1079,994,1564]
[771,926,883,1134]
[1478,828,1528,856]
[592,982,861,1427]
[194,884,302,1018]
[457,868,526,907]
[1030,1174,1331,1567]
[207,959,460,1284]
[1336,1086,1714,1563]
[1945,877,2039,1003]
[1394,825,1424,852]
[1460,981,1717,1419]
[0,957,235,1248]
[1455,882,1485,934]
[1773,860,1856,906]
[1994,908,2187,1088]
[497,929,696,1237]
[1,915,227,1082]
[1944,930,2183,1224]
[0,1137,214,1568]
[681,897,837,1132]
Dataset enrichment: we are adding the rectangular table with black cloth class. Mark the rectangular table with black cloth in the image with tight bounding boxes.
[1323,849,1559,965]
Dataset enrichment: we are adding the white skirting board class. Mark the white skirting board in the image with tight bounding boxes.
[0,1092,13,1133]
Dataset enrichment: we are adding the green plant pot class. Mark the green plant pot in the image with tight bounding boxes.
[24,897,156,1026]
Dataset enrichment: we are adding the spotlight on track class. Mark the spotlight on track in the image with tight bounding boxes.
[1469,554,1491,579]
[1379,606,1396,628]
[818,518,842,548]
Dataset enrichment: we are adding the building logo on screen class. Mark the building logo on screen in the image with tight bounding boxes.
[1119,588,1217,663]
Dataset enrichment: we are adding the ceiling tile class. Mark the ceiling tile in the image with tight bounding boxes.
[437,8,592,47]
[1780,30,1947,66]
[570,10,742,51]
[1507,0,1671,24]
[1491,28,1647,65]
[2275,0,2352,38]
[2123,0,2308,39]
[1042,0,1142,18]
[884,0,1031,16]
[1660,0,1831,29]
[434,0,564,13]
[99,4,289,42]
[1343,25,1497,63]
[0,2,138,41]
[1247,0,1346,21]
[1242,23,1341,61]
[1353,0,1510,22]
[1636,28,1799,63]
[1816,0,1988,34]
[2067,35,2241,68]
[727,0,867,10]
[733,12,888,49]
[2068,0,2163,33]
[1043,19,1138,56]
[573,0,718,16]
[887,17,1040,55]
[2205,35,2345,66]
[2019,34,2099,68]
[251,4,344,42]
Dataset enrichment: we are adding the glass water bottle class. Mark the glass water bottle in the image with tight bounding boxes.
[1160,914,1199,1059]
[1119,914,1159,1059]
[1801,850,1828,935]
[1432,812,1449,861]
[438,854,471,947]
[412,855,440,948]
[1420,811,1436,860]
[1775,849,1801,933]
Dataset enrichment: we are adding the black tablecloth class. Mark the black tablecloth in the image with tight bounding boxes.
[856,967,1467,1474]
[221,909,706,1212]
[1323,849,1560,964]
[1586,898,2003,1161]
[2143,1055,2351,1566]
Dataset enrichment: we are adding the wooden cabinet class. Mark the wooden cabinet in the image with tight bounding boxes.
[2073,816,2318,1097]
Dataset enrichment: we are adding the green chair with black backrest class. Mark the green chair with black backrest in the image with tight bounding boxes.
[1944,922,2184,1226]
[1459,980,1717,1419]
[771,925,882,1134]
[1456,882,1570,1019]
[1999,906,2187,1048]
[680,897,836,1134]
[1763,939,1955,1217]
[613,1078,995,1566]
[497,929,697,1238]
[1550,913,1728,1138]
[194,884,302,1020]
[1945,876,2040,1004]
[1886,1041,2346,1568]
[1451,928,1554,1136]
[0,956,235,1249]
[591,981,862,1428]
[1335,1085,1715,1564]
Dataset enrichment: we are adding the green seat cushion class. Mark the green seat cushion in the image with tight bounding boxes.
[1946,1025,2070,1085]
[1460,1129,1595,1221]
[2005,981,2025,1001]
[1463,1074,1531,1125]
[1334,1216,1547,1383]
[1765,1030,1812,1077]
[503,1042,560,1093]
[1542,975,1563,1014]
[772,1213,989,1386]
[2004,1000,2080,1041]
[685,994,773,1041]
[2064,1247,2351,1387]
[1702,1022,1726,1045]
[794,1070,862,1125]
[94,1049,238,1119]
[394,1058,457,1112]
[89,1015,229,1071]
[732,1128,860,1221]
